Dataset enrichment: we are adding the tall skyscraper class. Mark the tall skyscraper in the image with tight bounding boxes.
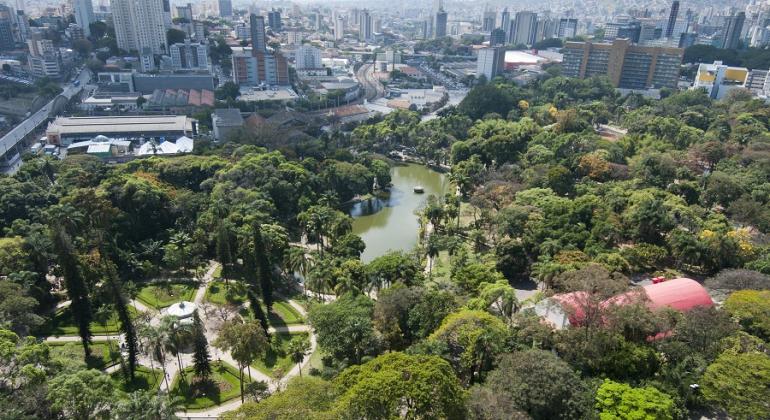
[500,8,510,31]
[334,16,344,40]
[73,0,94,37]
[477,47,504,80]
[721,12,745,49]
[482,9,496,32]
[510,11,537,45]
[665,0,679,38]
[359,9,372,41]
[111,0,168,55]
[218,0,232,18]
[558,18,578,39]
[434,8,447,39]
[0,5,15,51]
[268,9,282,31]
[250,14,266,52]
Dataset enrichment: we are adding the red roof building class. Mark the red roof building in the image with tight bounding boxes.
[535,278,714,329]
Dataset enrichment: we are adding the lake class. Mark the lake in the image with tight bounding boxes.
[350,163,450,262]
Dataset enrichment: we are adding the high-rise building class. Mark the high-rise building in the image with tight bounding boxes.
[27,32,61,78]
[232,13,289,86]
[558,18,578,39]
[334,16,344,40]
[434,9,447,39]
[13,10,29,42]
[665,1,679,38]
[562,39,683,89]
[250,14,266,52]
[490,28,506,46]
[0,5,15,50]
[218,0,232,18]
[359,9,372,41]
[111,0,168,54]
[477,47,504,80]
[536,17,557,41]
[604,20,642,43]
[73,0,94,37]
[175,3,193,21]
[482,9,496,32]
[721,12,745,50]
[295,45,322,69]
[268,9,282,31]
[500,8,510,32]
[509,11,537,45]
[169,39,209,70]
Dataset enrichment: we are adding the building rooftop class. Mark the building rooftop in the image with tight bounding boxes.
[213,109,244,126]
[48,115,194,135]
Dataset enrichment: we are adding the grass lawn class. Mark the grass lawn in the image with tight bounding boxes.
[48,341,120,370]
[205,281,248,306]
[240,299,305,327]
[111,365,162,393]
[137,282,197,309]
[38,306,137,337]
[252,332,308,378]
[212,265,222,279]
[170,362,246,410]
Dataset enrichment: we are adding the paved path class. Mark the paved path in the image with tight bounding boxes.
[45,334,122,343]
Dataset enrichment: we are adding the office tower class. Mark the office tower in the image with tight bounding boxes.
[335,16,344,40]
[558,18,578,39]
[169,39,209,70]
[0,5,14,50]
[111,0,168,54]
[665,1,679,38]
[434,8,447,39]
[176,3,193,21]
[490,28,506,46]
[604,20,642,43]
[268,9,282,31]
[162,0,171,27]
[482,9,496,32]
[359,9,372,41]
[721,12,745,49]
[501,8,510,34]
[536,17,557,41]
[295,45,321,69]
[477,47,504,80]
[15,0,24,13]
[562,39,683,89]
[13,10,29,42]
[27,31,61,78]
[250,14,266,52]
[510,11,537,45]
[421,20,429,40]
[218,0,232,18]
[73,0,94,37]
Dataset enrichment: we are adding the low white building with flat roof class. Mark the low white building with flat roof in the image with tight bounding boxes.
[46,115,197,146]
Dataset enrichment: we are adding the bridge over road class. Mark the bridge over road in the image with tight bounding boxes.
[0,69,91,174]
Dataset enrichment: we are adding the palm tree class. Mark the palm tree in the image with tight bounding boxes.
[425,236,441,279]
[284,246,309,294]
[287,336,311,377]
[138,324,171,391]
[159,315,190,377]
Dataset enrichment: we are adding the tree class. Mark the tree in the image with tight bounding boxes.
[307,294,379,365]
[458,84,515,120]
[373,285,423,351]
[723,290,770,340]
[425,310,509,385]
[103,258,138,380]
[467,280,520,323]
[48,369,116,420]
[51,228,93,357]
[214,320,269,402]
[222,377,339,419]
[332,352,466,420]
[216,81,240,101]
[595,380,677,420]
[215,223,233,282]
[287,335,311,377]
[0,281,44,336]
[469,350,591,420]
[138,323,171,390]
[705,269,770,293]
[191,310,212,380]
[701,350,770,420]
[166,28,187,45]
[112,392,181,420]
[253,223,273,311]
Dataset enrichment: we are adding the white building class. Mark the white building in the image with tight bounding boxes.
[111,0,168,55]
[295,45,322,70]
[72,0,94,37]
[692,61,749,100]
[476,47,504,80]
[169,39,209,71]
[334,16,344,40]
[287,30,304,45]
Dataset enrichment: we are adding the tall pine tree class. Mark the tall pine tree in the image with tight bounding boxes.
[216,223,233,281]
[103,256,138,381]
[253,223,273,311]
[51,228,93,357]
[191,310,212,380]
[247,290,269,336]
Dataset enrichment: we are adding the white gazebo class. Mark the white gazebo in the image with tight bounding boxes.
[166,301,197,321]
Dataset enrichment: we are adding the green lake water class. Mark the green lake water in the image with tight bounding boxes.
[350,163,450,262]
